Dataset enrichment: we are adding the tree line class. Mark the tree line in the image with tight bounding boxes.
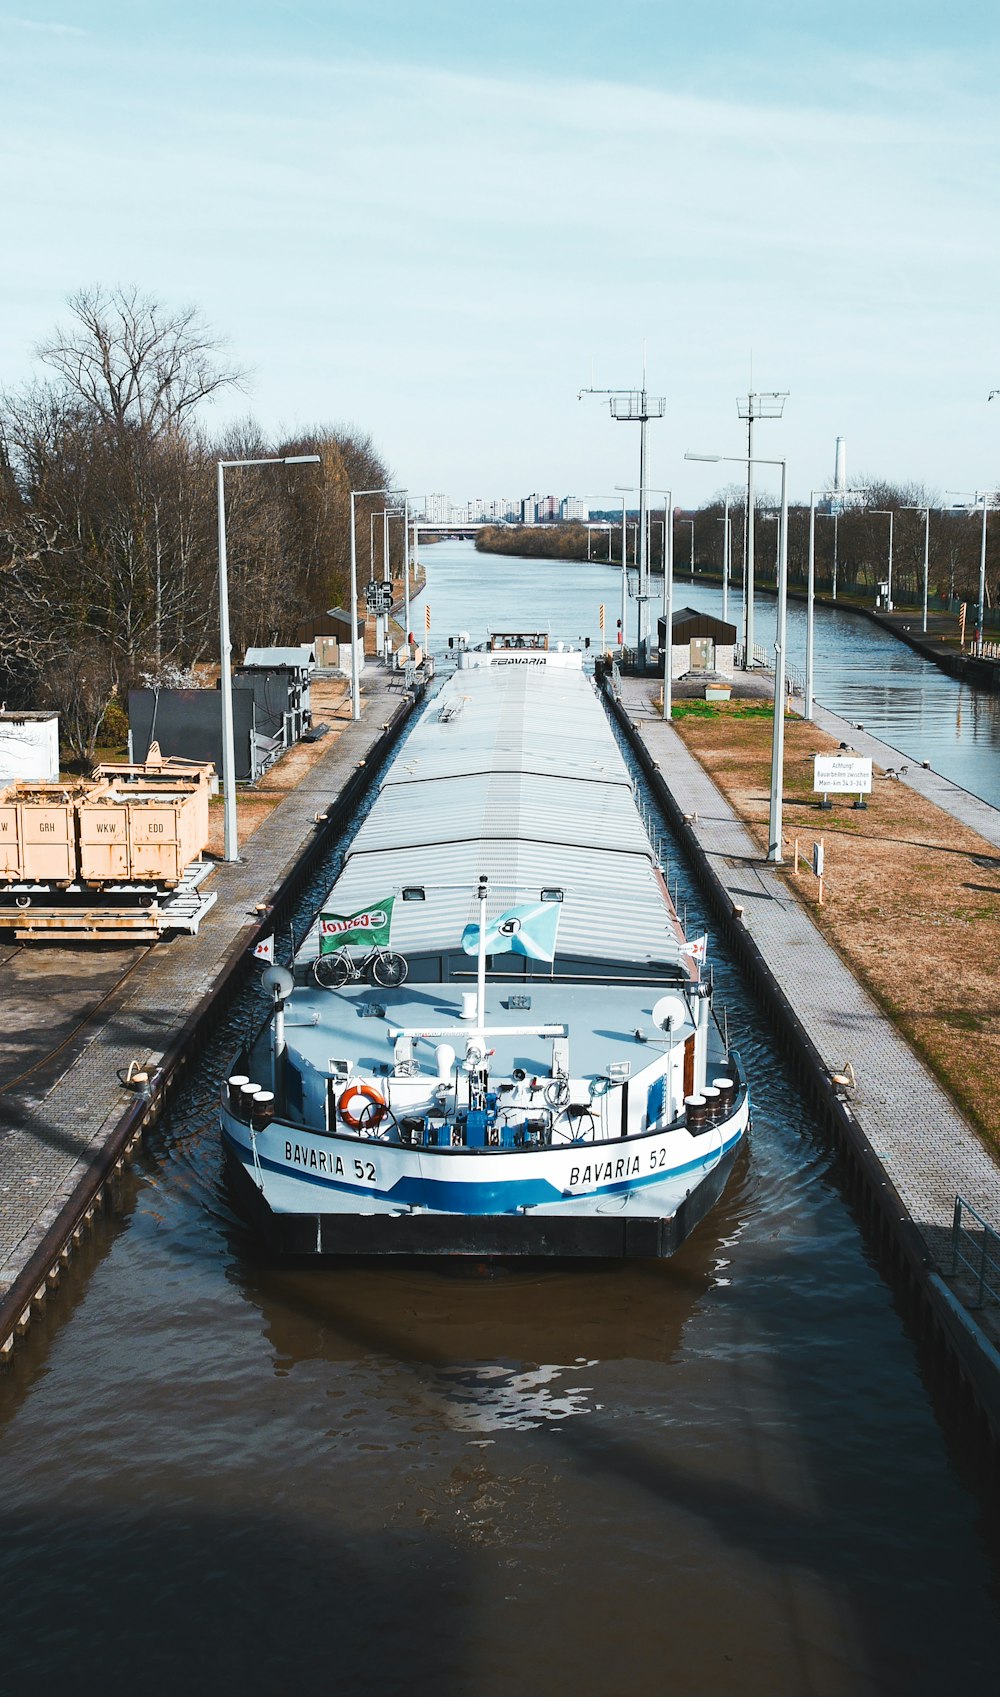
[478,482,999,610]
[0,287,401,759]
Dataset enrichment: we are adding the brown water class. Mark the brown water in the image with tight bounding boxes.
[1,557,999,1694]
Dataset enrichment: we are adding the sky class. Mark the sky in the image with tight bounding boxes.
[1,1,998,508]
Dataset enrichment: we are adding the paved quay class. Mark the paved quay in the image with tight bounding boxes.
[617,676,1000,1351]
[0,668,417,1330]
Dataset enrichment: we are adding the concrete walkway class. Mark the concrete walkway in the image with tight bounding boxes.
[619,677,1000,1326]
[0,670,414,1307]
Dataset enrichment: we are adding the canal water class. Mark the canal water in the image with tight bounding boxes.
[417,539,1000,805]
[1,542,999,1695]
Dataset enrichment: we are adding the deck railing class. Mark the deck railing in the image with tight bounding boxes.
[950,1196,1000,1308]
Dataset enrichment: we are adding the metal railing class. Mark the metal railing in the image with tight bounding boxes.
[950,1196,1000,1308]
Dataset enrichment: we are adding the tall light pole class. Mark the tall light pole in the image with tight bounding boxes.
[805,487,865,720]
[871,509,895,609]
[579,368,666,664]
[902,505,932,633]
[946,490,995,649]
[217,453,320,862]
[688,450,788,861]
[733,390,787,668]
[736,390,788,668]
[718,499,731,624]
[350,485,405,721]
[679,518,694,580]
[618,483,673,708]
[816,509,839,599]
[577,492,639,646]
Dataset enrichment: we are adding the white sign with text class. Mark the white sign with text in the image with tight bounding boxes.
[813,755,873,795]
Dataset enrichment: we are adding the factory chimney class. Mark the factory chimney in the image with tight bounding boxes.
[834,436,847,494]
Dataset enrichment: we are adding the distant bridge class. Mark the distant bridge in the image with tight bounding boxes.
[416,520,487,534]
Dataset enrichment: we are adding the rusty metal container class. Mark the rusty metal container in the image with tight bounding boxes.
[0,783,79,883]
[77,781,210,887]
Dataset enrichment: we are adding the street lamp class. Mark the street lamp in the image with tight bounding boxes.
[580,366,666,663]
[804,487,864,720]
[217,453,320,862]
[736,390,788,667]
[679,517,695,581]
[901,505,933,633]
[948,491,997,652]
[870,510,895,609]
[687,450,788,862]
[350,485,405,720]
[618,484,673,716]
[717,499,731,625]
[816,509,839,600]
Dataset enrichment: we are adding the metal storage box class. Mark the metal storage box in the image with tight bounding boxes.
[0,784,79,883]
[77,783,210,887]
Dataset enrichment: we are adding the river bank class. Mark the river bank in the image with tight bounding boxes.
[612,672,1000,1444]
[662,693,1000,1154]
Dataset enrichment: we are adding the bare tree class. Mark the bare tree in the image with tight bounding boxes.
[36,286,245,440]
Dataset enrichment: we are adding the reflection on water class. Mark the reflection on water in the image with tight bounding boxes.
[0,543,999,1694]
[435,1361,597,1432]
[418,543,1000,805]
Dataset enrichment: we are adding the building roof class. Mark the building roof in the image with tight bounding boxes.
[300,662,684,970]
[242,644,316,670]
[659,607,738,642]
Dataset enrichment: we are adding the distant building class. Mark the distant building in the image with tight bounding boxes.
[561,497,590,522]
[423,493,452,523]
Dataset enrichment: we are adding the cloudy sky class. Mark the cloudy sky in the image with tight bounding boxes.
[2,1,997,507]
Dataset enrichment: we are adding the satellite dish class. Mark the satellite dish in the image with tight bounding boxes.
[261,965,294,1002]
[651,992,688,1033]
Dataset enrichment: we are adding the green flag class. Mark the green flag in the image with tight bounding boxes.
[318,897,394,953]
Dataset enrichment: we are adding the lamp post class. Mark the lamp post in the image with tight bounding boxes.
[618,483,673,713]
[805,487,861,721]
[736,391,788,668]
[687,450,788,861]
[816,509,839,599]
[901,505,932,633]
[679,518,694,581]
[717,499,731,625]
[870,509,895,609]
[350,485,405,721]
[946,490,994,649]
[217,453,320,862]
[579,368,666,664]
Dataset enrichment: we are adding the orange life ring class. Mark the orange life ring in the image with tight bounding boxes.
[338,1081,387,1129]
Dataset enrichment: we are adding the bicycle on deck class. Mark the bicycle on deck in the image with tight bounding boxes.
[312,945,408,990]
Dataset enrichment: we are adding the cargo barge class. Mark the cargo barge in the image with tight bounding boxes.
[222,629,749,1257]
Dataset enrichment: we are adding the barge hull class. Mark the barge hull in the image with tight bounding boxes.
[226,1140,740,1258]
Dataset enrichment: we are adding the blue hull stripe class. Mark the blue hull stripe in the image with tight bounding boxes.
[223,1123,745,1215]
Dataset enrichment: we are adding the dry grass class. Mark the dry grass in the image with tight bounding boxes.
[670,702,1000,1150]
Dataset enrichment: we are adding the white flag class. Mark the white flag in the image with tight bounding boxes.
[681,933,708,966]
[251,935,274,963]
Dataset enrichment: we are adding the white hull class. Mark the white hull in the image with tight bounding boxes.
[222,1092,748,1222]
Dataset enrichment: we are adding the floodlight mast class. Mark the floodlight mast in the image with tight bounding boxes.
[579,368,666,663]
[735,391,788,667]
